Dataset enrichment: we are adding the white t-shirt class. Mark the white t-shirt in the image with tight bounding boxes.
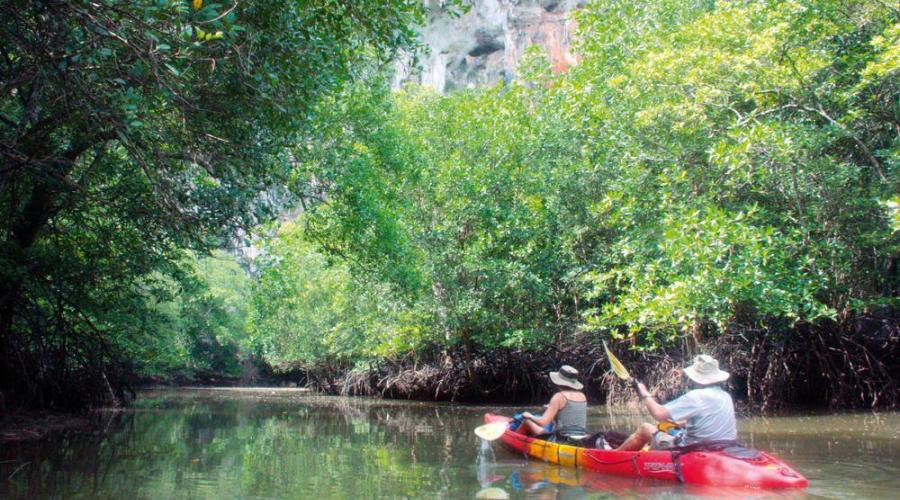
[664,386,737,445]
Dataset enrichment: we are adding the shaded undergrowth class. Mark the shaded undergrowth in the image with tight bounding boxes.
[290,313,899,412]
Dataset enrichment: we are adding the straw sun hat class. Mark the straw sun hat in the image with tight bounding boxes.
[549,365,583,390]
[683,354,730,385]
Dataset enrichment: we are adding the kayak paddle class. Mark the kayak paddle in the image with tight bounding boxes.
[603,340,632,381]
[604,341,652,394]
[475,486,510,499]
[474,421,509,441]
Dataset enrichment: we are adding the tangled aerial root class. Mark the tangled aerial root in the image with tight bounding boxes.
[281,313,899,411]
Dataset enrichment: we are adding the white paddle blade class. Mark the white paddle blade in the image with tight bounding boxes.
[474,421,508,441]
[475,487,510,499]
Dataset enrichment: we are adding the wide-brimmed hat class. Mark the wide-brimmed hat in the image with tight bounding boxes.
[683,355,729,385]
[549,365,583,390]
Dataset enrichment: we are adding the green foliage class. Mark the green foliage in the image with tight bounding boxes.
[571,0,898,341]
[0,0,425,408]
[280,0,898,365]
[176,252,250,375]
[2,0,896,400]
[119,251,249,379]
[248,220,418,368]
[289,75,596,355]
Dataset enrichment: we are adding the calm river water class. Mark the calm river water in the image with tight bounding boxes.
[1,388,898,499]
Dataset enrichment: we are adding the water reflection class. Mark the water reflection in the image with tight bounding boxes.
[474,460,814,500]
[0,388,898,499]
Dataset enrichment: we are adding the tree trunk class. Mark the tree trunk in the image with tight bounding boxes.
[0,137,95,402]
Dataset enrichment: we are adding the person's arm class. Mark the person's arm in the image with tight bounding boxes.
[523,393,564,427]
[635,382,671,422]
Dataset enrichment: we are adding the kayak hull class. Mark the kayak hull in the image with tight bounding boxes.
[484,413,808,489]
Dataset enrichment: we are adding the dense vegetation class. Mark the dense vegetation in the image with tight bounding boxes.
[254,0,899,408]
[2,0,897,411]
[0,0,425,410]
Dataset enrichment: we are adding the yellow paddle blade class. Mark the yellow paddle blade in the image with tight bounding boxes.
[603,341,631,380]
[658,420,682,432]
[474,421,508,441]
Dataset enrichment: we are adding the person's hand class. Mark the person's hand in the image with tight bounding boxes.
[522,412,534,420]
[632,380,651,399]
[631,378,647,395]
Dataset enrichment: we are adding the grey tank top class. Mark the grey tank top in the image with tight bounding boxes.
[555,397,587,436]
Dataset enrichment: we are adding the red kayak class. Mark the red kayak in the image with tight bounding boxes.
[484,413,808,489]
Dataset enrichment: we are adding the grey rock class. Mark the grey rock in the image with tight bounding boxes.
[394,0,584,92]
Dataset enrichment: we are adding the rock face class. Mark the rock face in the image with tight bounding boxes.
[394,0,585,92]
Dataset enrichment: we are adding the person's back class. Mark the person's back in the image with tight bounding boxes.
[615,354,736,451]
[664,385,736,445]
[555,390,588,438]
[519,365,588,438]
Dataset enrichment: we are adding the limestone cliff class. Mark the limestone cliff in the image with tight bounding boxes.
[394,0,585,92]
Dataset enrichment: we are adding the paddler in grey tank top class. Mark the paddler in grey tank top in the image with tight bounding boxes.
[519,365,588,439]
